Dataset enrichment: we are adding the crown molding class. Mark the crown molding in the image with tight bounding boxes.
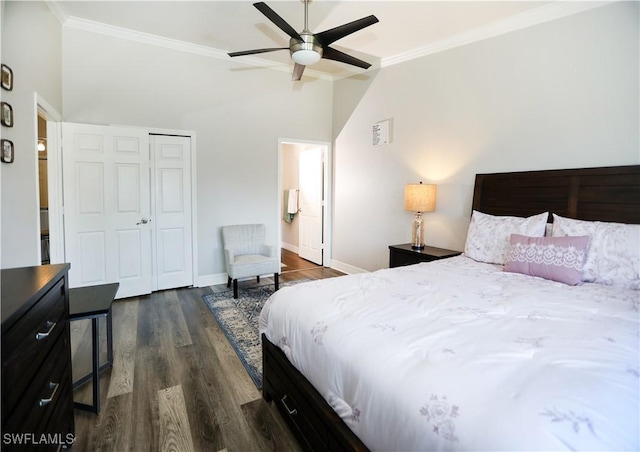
[381,1,612,69]
[63,15,332,81]
[57,0,614,83]
[44,0,69,25]
[65,16,229,59]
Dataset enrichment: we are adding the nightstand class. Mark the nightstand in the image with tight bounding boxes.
[389,244,461,268]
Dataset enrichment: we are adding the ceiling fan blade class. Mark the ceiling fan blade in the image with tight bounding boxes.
[228,47,288,57]
[253,2,302,41]
[322,46,372,70]
[292,63,306,81]
[315,15,379,46]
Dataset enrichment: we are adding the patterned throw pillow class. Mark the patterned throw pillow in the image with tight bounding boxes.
[551,214,640,289]
[504,234,590,285]
[464,211,549,265]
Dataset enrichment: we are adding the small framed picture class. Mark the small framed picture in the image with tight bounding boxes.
[1,102,13,127]
[1,139,14,163]
[1,64,12,91]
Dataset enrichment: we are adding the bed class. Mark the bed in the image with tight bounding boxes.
[259,165,640,451]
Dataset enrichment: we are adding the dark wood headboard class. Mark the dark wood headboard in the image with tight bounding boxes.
[472,165,640,224]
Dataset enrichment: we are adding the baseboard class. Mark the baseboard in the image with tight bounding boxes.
[196,273,228,287]
[328,259,368,275]
[281,242,299,254]
[197,258,367,286]
[197,272,283,288]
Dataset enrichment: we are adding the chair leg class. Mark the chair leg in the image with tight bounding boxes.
[233,279,238,299]
[227,276,231,288]
[274,273,279,291]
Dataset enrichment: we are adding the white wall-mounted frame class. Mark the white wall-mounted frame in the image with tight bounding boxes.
[372,120,389,146]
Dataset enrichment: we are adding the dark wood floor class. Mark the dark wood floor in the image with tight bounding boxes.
[70,250,343,451]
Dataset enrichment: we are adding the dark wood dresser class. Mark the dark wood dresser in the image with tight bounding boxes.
[1,264,75,450]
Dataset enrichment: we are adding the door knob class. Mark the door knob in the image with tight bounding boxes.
[136,218,149,225]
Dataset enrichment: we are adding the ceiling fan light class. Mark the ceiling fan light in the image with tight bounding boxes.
[291,49,321,66]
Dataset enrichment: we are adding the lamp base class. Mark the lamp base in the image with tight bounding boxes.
[410,212,425,250]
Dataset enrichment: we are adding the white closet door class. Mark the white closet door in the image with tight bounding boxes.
[151,135,193,290]
[62,123,151,298]
[298,146,323,265]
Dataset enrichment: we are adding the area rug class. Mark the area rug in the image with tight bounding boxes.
[202,280,309,389]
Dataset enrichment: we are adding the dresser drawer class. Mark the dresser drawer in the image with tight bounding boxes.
[3,376,73,452]
[2,279,66,414]
[32,370,74,452]
[40,382,75,450]
[269,356,328,450]
[3,333,71,438]
[265,339,340,451]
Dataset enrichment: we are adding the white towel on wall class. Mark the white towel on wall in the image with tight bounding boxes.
[287,189,298,214]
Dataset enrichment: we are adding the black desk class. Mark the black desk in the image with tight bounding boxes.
[69,283,119,413]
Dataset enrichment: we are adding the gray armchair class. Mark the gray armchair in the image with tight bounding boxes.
[221,224,280,299]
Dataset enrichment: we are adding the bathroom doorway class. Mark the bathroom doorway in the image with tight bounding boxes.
[278,138,332,268]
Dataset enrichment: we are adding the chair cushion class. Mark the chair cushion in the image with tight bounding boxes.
[227,254,280,280]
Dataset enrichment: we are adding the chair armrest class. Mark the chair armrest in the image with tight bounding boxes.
[260,244,276,258]
[224,247,236,263]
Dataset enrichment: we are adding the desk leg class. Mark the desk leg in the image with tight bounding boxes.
[73,313,112,414]
[106,307,113,367]
[92,317,100,414]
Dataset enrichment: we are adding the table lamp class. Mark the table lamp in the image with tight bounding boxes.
[404,182,436,249]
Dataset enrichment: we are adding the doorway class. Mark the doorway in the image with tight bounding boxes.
[35,94,64,266]
[37,113,49,264]
[278,139,332,268]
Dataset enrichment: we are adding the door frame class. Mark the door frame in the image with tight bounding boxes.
[35,93,63,265]
[277,138,332,267]
[48,123,199,290]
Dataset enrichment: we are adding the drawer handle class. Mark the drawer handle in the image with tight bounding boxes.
[39,382,59,407]
[281,395,297,416]
[35,320,57,340]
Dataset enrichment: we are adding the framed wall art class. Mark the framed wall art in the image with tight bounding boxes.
[1,139,14,163]
[1,64,13,91]
[1,102,13,127]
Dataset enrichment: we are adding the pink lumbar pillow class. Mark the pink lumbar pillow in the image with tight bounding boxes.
[504,234,590,285]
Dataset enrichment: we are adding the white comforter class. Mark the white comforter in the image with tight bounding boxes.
[259,256,639,451]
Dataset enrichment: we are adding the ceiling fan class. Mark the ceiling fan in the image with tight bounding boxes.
[228,0,379,81]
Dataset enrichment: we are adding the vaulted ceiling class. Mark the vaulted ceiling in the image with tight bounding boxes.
[52,1,599,79]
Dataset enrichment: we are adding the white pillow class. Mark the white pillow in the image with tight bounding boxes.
[464,211,548,265]
[551,214,640,289]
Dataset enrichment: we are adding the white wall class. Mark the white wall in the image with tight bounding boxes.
[332,2,640,272]
[61,27,333,281]
[2,2,638,278]
[0,1,62,268]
